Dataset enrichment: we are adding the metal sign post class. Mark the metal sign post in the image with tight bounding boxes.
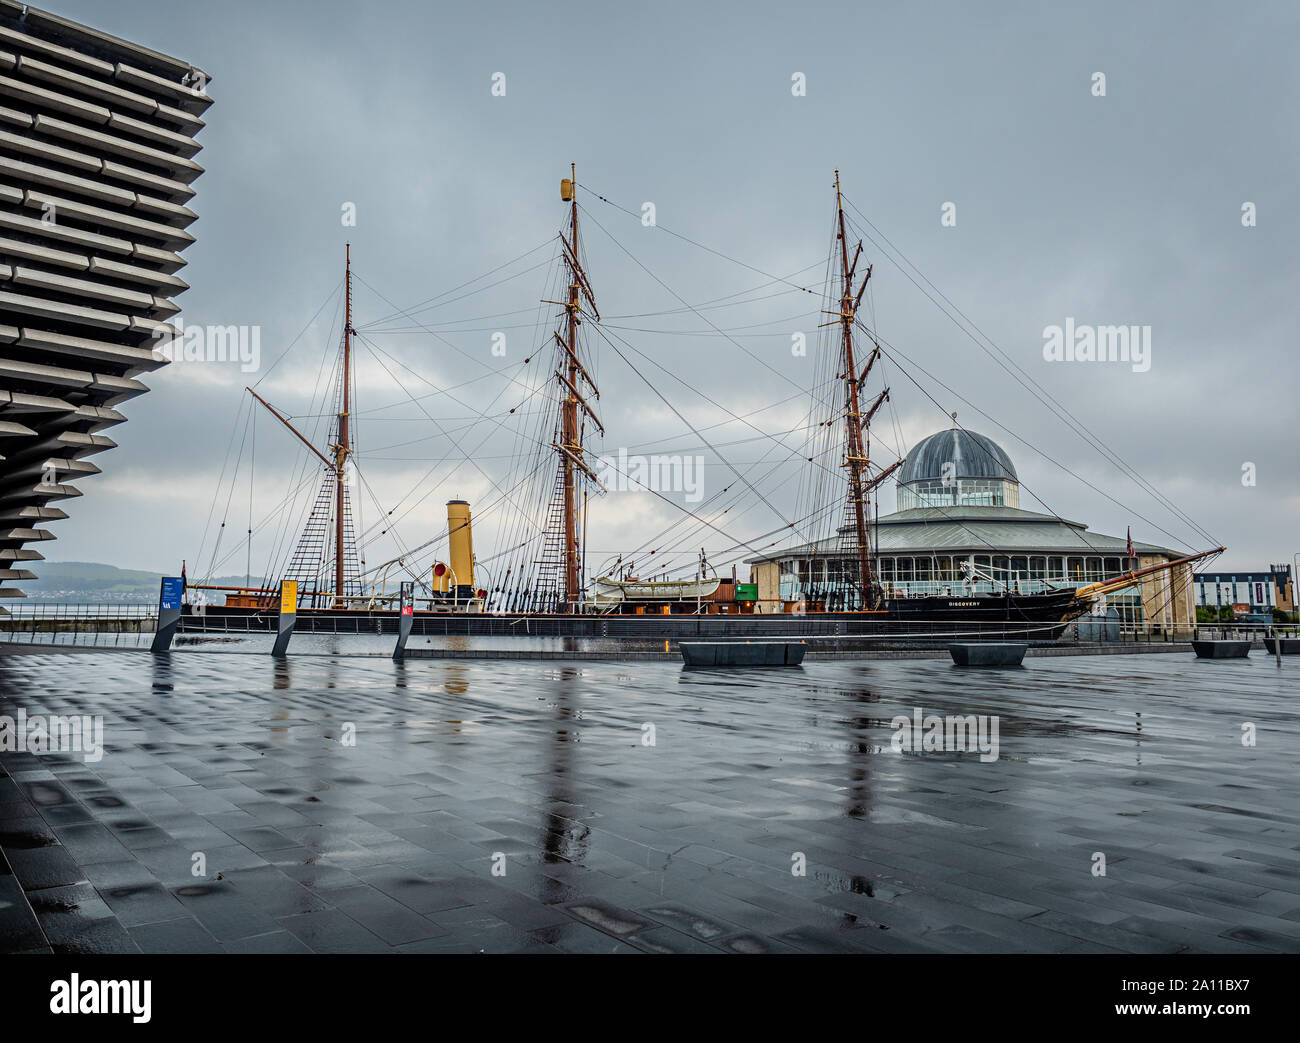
[271,580,297,656]
[150,576,184,652]
[393,582,414,660]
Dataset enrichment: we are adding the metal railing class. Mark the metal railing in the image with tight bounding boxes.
[1,601,158,637]
[4,601,156,619]
[1191,622,1298,641]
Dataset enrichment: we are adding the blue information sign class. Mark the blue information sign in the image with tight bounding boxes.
[160,576,184,611]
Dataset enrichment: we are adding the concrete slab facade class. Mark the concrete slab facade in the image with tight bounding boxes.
[0,4,210,611]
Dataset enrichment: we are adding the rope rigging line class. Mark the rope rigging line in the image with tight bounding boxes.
[200,396,253,584]
[202,469,322,581]
[860,320,1190,557]
[578,182,824,298]
[354,454,554,586]
[353,333,552,538]
[251,281,342,389]
[193,390,250,582]
[577,203,817,400]
[567,202,914,584]
[357,237,556,328]
[246,406,255,587]
[259,291,352,591]
[601,261,828,321]
[603,310,820,337]
[352,268,562,403]
[194,180,1219,617]
[587,320,802,535]
[360,256,557,331]
[579,179,1216,572]
[592,374,846,573]
[839,195,1217,548]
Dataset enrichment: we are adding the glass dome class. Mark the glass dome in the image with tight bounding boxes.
[896,428,1020,510]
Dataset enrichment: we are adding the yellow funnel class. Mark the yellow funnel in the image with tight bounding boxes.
[447,500,474,591]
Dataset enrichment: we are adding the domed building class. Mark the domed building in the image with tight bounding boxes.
[747,426,1196,632]
[895,428,1020,510]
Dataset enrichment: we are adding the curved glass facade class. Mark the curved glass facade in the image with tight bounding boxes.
[896,477,1021,511]
[776,553,1134,599]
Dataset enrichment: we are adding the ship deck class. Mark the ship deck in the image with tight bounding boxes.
[1,649,1296,953]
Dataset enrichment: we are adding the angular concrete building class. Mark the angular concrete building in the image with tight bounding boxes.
[0,3,209,613]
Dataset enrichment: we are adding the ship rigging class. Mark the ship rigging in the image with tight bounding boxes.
[185,169,1223,634]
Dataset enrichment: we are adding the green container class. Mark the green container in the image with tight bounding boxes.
[735,583,758,601]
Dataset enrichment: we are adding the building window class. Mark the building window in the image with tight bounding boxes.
[896,477,1021,511]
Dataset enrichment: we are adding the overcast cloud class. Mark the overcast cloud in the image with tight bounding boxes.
[42,0,1299,579]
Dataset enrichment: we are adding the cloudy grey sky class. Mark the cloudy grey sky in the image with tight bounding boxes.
[45,0,1299,578]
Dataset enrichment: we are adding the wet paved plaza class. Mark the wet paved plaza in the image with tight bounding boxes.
[1,648,1298,953]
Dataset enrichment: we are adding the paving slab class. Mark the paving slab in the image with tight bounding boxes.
[1,649,1297,953]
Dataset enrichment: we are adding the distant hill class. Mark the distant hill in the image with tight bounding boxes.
[13,562,266,602]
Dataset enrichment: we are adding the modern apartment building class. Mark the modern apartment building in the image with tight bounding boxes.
[1194,565,1294,615]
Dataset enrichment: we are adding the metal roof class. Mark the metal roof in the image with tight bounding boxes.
[897,428,1018,485]
[745,505,1182,562]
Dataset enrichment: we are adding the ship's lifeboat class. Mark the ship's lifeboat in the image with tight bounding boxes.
[593,576,723,604]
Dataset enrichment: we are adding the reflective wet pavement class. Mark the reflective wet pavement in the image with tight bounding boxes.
[1,649,1297,953]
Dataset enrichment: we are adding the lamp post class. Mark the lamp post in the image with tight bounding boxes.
[1290,552,1299,629]
[697,549,704,619]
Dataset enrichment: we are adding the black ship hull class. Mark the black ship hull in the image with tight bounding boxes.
[180,589,1087,642]
[881,588,1084,623]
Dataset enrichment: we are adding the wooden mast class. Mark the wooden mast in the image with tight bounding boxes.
[833,171,878,609]
[333,244,354,608]
[563,167,579,611]
[241,247,358,608]
[1072,545,1226,602]
[542,169,601,613]
[549,165,603,611]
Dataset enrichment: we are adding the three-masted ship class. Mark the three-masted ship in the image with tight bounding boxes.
[183,170,1222,640]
